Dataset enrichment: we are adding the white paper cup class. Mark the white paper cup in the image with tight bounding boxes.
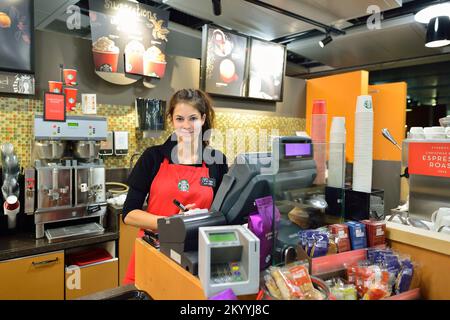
[4,196,20,229]
[355,95,373,113]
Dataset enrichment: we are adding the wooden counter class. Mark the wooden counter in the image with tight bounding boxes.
[134,238,206,300]
[386,222,450,300]
[134,239,257,300]
[134,224,450,300]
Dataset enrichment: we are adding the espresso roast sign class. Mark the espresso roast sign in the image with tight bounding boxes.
[88,0,169,77]
[408,142,450,178]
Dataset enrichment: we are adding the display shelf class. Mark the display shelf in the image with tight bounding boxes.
[297,244,386,275]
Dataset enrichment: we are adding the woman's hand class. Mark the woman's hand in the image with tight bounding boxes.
[179,203,197,214]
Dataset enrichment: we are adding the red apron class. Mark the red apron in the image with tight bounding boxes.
[123,158,214,284]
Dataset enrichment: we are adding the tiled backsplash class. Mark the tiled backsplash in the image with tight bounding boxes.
[0,96,305,168]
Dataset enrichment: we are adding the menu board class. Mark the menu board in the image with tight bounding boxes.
[248,38,286,101]
[0,0,34,73]
[201,25,248,97]
[88,0,170,78]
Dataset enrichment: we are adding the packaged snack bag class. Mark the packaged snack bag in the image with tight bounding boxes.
[394,259,414,294]
[248,196,280,269]
[269,261,312,300]
[328,224,351,252]
[310,232,329,257]
[264,274,282,300]
[345,262,358,285]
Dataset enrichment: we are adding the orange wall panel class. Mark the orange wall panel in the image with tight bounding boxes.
[306,70,369,163]
[369,82,407,161]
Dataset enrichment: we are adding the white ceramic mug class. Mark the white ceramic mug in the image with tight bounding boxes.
[409,127,425,139]
[431,207,450,232]
[424,127,446,140]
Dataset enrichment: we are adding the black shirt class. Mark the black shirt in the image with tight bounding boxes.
[122,135,228,221]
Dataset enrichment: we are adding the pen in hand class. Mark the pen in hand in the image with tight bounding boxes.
[173,199,188,212]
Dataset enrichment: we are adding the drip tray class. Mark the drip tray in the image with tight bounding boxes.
[45,222,105,243]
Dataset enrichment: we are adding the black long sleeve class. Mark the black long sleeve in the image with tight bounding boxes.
[122,187,147,222]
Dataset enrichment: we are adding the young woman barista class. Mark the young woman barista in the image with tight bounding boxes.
[122,89,228,284]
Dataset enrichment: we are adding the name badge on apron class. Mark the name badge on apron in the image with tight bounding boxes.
[200,177,216,188]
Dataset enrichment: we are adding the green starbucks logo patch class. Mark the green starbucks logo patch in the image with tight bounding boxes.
[178,179,190,192]
[364,100,372,109]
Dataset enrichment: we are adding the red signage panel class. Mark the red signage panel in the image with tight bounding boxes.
[408,142,450,178]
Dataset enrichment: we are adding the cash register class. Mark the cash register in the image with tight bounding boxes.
[157,136,317,274]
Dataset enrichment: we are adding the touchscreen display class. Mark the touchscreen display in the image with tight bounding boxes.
[284,143,312,157]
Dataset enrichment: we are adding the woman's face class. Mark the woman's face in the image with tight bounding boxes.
[172,102,206,140]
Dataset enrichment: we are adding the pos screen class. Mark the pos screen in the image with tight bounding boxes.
[208,232,237,243]
[284,143,312,157]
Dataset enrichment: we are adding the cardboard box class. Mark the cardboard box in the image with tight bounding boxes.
[345,221,367,250]
[361,220,386,247]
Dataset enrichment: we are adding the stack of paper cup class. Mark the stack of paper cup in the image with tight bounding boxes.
[328,117,346,188]
[352,95,373,193]
[311,100,327,185]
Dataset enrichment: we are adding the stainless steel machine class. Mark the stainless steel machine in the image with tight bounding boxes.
[26,115,108,240]
[402,138,450,221]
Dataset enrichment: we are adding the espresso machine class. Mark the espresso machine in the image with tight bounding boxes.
[402,136,450,221]
[26,115,108,241]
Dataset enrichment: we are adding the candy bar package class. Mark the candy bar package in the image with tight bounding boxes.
[345,221,367,250]
[248,196,280,270]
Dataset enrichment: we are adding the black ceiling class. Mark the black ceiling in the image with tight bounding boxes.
[73,0,450,109]
[370,60,450,108]
[76,0,445,70]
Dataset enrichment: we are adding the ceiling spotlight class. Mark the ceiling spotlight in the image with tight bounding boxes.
[425,16,450,48]
[319,34,332,48]
[414,2,450,24]
[212,0,221,16]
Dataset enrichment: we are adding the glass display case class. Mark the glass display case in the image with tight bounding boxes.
[242,137,346,268]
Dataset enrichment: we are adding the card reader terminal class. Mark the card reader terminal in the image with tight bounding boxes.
[199,225,260,298]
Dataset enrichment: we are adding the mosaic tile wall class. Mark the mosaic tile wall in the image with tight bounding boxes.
[0,96,305,168]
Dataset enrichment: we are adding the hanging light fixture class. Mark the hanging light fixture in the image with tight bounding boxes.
[319,33,332,48]
[212,0,222,16]
[414,2,450,23]
[425,16,450,47]
[415,2,450,47]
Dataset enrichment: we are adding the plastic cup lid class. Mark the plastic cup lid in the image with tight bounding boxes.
[6,195,18,204]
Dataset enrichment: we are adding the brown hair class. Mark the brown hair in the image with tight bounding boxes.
[167,89,215,144]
